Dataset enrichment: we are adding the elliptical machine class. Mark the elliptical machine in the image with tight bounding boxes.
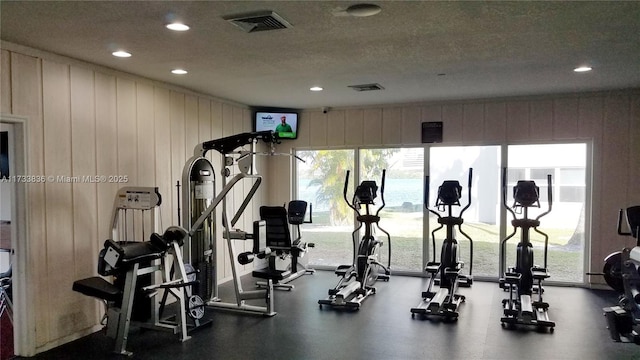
[499,168,555,331]
[603,206,640,343]
[318,170,391,310]
[411,169,473,320]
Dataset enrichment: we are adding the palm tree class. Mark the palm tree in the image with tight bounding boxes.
[299,149,398,225]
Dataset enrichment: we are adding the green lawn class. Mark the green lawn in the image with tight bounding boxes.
[303,210,583,283]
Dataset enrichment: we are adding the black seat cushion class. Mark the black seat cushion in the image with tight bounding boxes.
[73,276,121,302]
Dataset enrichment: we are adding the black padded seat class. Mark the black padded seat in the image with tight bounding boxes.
[73,276,121,302]
[252,268,290,281]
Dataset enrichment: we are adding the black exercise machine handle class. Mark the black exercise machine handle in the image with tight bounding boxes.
[502,167,516,220]
[535,174,553,221]
[376,169,387,217]
[343,170,360,214]
[424,175,440,218]
[459,168,473,217]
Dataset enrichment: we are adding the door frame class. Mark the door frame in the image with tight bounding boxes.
[1,114,32,356]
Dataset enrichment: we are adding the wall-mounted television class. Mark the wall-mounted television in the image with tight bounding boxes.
[254,109,298,139]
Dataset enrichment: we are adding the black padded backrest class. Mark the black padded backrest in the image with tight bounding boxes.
[260,206,291,249]
[288,200,308,225]
[627,206,640,238]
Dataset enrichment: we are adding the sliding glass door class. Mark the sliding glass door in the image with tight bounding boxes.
[506,143,587,283]
[360,148,424,272]
[429,146,501,278]
[296,150,355,267]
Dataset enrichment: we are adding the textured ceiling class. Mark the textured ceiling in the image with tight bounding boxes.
[1,1,639,110]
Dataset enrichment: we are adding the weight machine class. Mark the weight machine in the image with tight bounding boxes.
[72,187,196,356]
[411,169,473,320]
[603,206,640,343]
[499,168,555,331]
[184,131,283,316]
[254,200,315,291]
[318,170,391,310]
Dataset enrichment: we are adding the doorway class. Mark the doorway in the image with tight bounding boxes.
[0,116,28,358]
[0,122,15,359]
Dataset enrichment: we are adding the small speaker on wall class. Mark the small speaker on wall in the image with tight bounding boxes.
[421,122,443,143]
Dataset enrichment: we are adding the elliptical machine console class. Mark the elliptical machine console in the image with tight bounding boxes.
[411,169,473,320]
[499,168,555,331]
[318,170,391,310]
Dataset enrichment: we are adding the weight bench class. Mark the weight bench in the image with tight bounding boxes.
[73,228,189,356]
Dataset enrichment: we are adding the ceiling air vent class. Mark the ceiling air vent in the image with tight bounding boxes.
[348,83,385,92]
[224,11,292,33]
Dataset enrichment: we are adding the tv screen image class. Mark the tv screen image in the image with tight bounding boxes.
[255,112,298,139]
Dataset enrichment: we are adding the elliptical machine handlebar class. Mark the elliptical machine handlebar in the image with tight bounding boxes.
[343,170,358,214]
[459,168,473,217]
[502,167,517,220]
[535,174,553,221]
[375,169,387,217]
[424,175,441,218]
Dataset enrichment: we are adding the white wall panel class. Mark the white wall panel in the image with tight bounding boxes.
[382,107,402,145]
[69,66,98,331]
[345,109,364,146]
[484,102,506,143]
[402,106,422,145]
[327,110,345,146]
[170,92,185,225]
[185,95,199,157]
[136,83,155,187]
[363,108,382,145]
[529,99,553,140]
[1,50,10,113]
[308,111,327,147]
[442,104,463,143]
[153,87,173,230]
[553,97,579,139]
[462,103,484,143]
[116,79,137,186]
[42,60,74,342]
[506,101,529,142]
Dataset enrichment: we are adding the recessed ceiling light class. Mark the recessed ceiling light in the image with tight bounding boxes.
[346,4,382,17]
[112,51,132,58]
[310,86,323,91]
[166,23,190,31]
[171,69,188,75]
[574,66,592,73]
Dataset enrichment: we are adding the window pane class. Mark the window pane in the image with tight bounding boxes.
[296,150,355,267]
[430,146,501,278]
[360,148,424,272]
[507,143,586,284]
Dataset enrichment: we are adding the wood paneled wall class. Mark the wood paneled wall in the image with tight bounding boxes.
[268,92,640,288]
[0,46,261,352]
